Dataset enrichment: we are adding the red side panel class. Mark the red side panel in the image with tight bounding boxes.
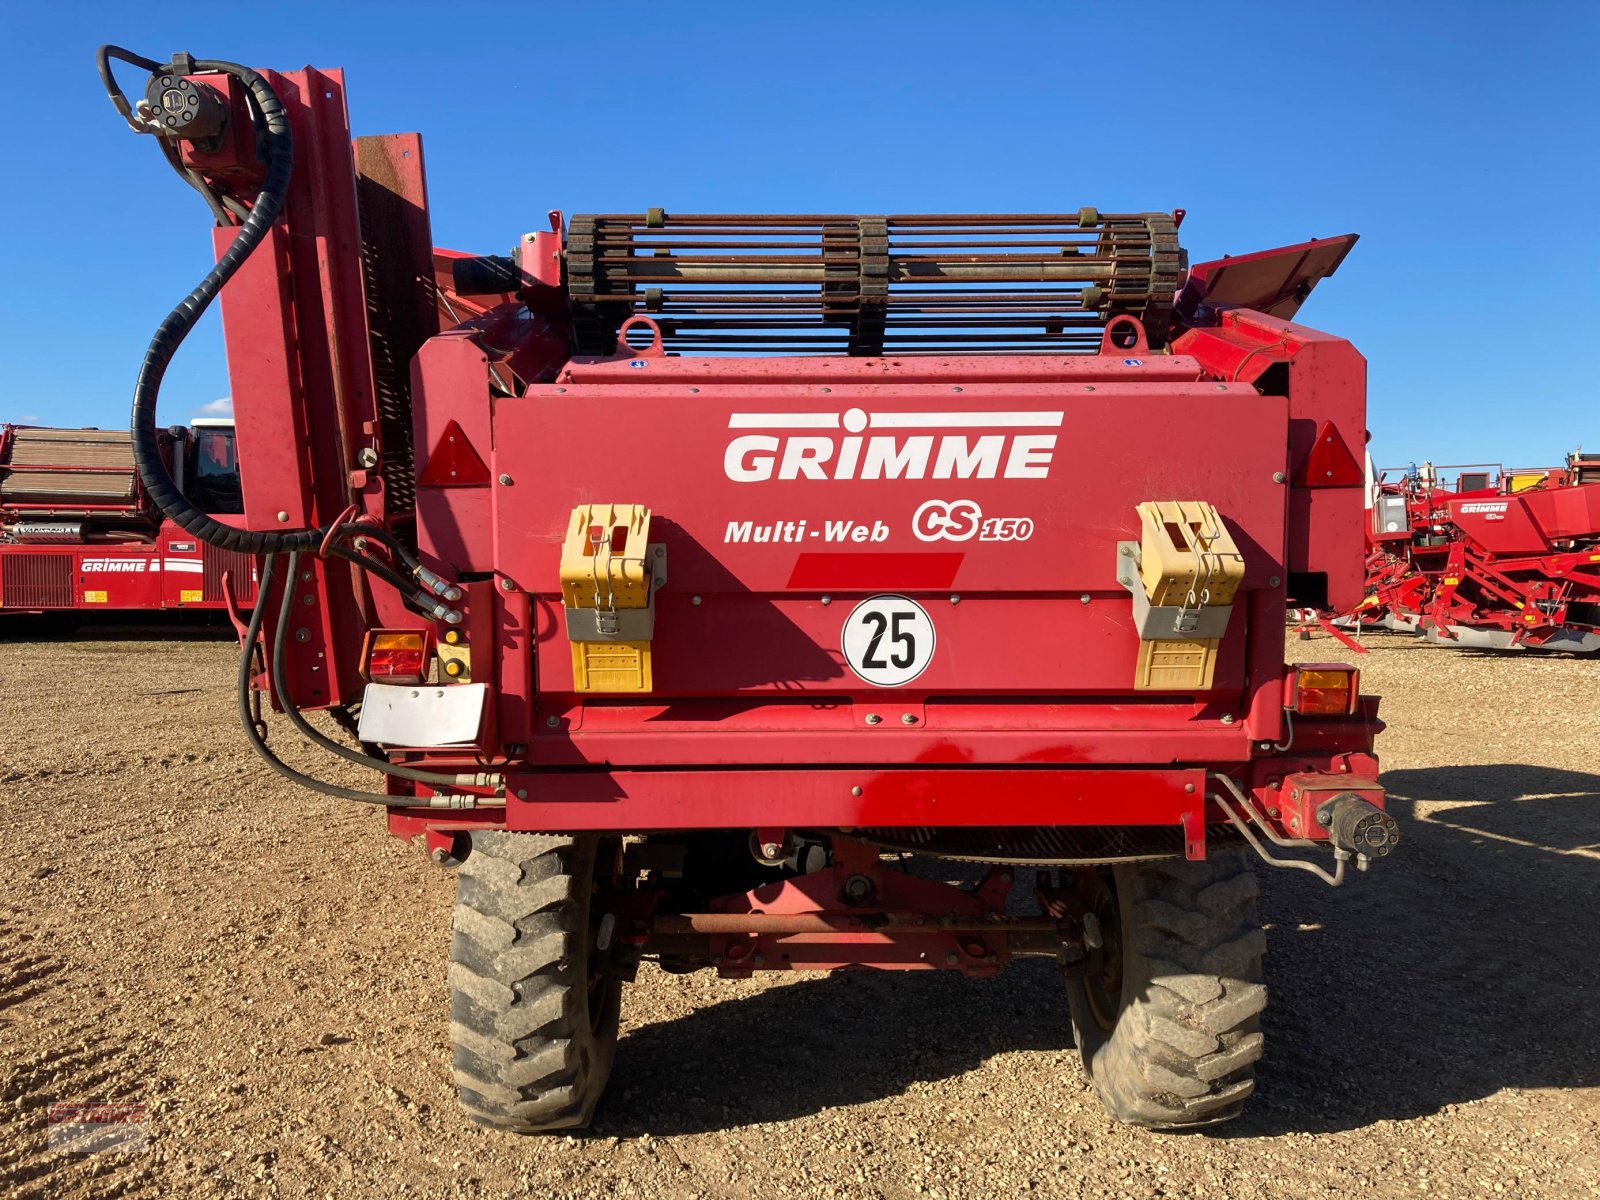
[215,223,312,531]
[0,523,256,613]
[1175,312,1368,611]
[1451,485,1600,555]
[485,356,1288,711]
[1524,482,1600,545]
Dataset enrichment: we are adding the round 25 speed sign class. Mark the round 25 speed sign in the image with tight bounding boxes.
[841,594,937,687]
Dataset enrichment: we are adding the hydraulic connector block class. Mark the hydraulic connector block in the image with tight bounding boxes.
[1318,794,1401,861]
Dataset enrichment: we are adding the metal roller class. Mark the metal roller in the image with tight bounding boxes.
[564,210,1184,356]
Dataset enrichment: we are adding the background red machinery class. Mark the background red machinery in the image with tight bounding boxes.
[1347,454,1600,652]
[0,419,256,615]
[101,46,1395,1134]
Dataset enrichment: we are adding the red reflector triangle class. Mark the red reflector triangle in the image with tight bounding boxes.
[1295,420,1364,488]
[417,420,490,487]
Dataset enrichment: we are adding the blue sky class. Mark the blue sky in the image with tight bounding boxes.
[0,2,1594,469]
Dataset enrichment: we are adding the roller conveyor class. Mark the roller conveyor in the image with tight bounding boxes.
[564,210,1184,356]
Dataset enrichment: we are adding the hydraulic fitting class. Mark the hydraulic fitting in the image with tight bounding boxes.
[414,565,463,603]
[1317,794,1400,860]
[425,792,506,810]
[143,73,229,143]
[413,592,463,624]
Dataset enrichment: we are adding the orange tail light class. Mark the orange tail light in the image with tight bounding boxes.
[361,629,432,684]
[1285,664,1360,716]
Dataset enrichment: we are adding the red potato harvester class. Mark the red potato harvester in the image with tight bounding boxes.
[0,418,255,615]
[1347,456,1600,652]
[100,44,1395,1132]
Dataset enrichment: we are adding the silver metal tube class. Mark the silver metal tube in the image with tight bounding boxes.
[1211,791,1346,887]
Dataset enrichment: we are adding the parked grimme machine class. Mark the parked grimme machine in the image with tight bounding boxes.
[1352,455,1600,651]
[100,46,1398,1132]
[0,418,255,614]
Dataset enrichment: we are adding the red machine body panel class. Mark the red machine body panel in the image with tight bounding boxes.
[499,767,1207,837]
[384,321,1375,812]
[500,368,1285,702]
[0,527,256,613]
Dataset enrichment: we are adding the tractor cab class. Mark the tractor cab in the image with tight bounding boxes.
[175,418,243,515]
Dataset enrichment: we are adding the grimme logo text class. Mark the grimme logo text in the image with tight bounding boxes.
[724,408,1061,482]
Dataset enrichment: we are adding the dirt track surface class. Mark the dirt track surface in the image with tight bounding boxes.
[2,623,1598,1198]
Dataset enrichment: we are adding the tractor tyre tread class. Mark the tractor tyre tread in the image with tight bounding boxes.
[448,832,619,1133]
[1068,850,1267,1130]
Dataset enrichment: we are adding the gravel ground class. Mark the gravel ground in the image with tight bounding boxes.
[1,622,1597,1198]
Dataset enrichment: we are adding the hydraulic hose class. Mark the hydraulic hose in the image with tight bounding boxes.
[103,45,448,633]
[238,556,482,808]
[237,555,409,804]
[328,542,440,609]
[96,45,164,128]
[113,53,313,555]
[102,47,414,566]
[272,550,497,791]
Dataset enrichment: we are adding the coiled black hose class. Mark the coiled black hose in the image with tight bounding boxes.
[116,54,312,554]
[102,47,418,566]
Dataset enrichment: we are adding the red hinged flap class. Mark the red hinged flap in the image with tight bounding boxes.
[417,419,491,487]
[1177,234,1358,322]
[1296,420,1364,488]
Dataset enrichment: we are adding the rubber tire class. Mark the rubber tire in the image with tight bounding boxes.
[1065,851,1267,1129]
[448,831,621,1132]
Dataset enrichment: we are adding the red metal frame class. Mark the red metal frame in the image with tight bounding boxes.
[501,767,1206,834]
[696,838,1021,977]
